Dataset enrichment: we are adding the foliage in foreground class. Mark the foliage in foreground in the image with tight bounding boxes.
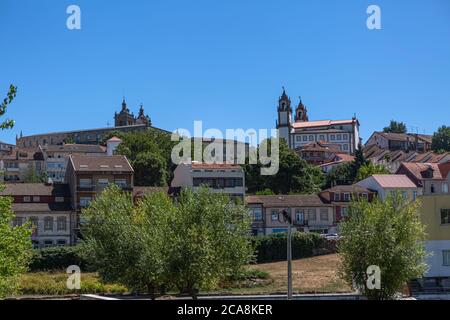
[0,188,33,298]
[80,185,254,298]
[338,192,427,300]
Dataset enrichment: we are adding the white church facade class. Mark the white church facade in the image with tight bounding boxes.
[276,89,361,155]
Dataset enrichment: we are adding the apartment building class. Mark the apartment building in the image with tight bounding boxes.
[171,162,245,201]
[246,194,335,236]
[0,183,74,248]
[40,144,106,183]
[365,132,432,153]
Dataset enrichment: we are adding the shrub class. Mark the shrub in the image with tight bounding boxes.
[252,232,330,263]
[29,246,90,272]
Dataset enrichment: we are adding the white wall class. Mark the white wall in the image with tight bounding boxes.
[425,240,450,277]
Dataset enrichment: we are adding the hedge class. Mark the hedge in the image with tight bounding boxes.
[29,246,90,272]
[252,232,334,264]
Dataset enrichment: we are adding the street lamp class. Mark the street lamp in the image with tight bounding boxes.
[280,209,293,300]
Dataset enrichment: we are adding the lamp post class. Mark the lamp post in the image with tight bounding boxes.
[281,209,293,300]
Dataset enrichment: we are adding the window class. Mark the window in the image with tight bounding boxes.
[319,135,325,141]
[57,240,67,247]
[98,178,109,188]
[334,193,340,201]
[341,207,349,217]
[343,144,348,151]
[234,178,244,187]
[271,210,278,221]
[296,136,301,142]
[413,191,418,201]
[57,217,67,231]
[79,178,92,187]
[361,193,369,200]
[33,196,40,203]
[443,251,450,267]
[252,208,263,221]
[402,191,408,199]
[343,134,348,140]
[443,183,449,194]
[23,196,31,202]
[308,209,316,221]
[337,134,342,140]
[80,197,92,208]
[55,197,64,203]
[13,217,23,227]
[43,240,53,248]
[302,136,307,142]
[44,217,53,232]
[320,209,328,221]
[343,193,350,201]
[431,184,435,194]
[115,179,127,188]
[441,209,450,225]
[309,135,314,141]
[295,209,304,223]
[330,135,336,141]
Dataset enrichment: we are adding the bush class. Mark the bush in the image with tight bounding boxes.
[29,246,90,272]
[252,232,331,264]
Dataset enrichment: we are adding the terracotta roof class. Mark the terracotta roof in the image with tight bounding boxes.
[245,194,327,207]
[0,183,70,196]
[42,144,105,153]
[440,162,450,179]
[322,185,372,193]
[292,119,356,129]
[370,174,418,188]
[107,136,123,142]
[12,203,72,212]
[69,155,133,172]
[297,141,340,153]
[191,162,242,170]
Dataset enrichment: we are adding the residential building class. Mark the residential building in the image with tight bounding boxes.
[40,143,106,183]
[171,162,245,201]
[319,185,377,226]
[65,154,134,240]
[356,174,422,201]
[276,89,360,154]
[246,194,335,236]
[0,140,14,155]
[0,183,74,247]
[396,161,450,279]
[365,131,432,153]
[0,147,44,182]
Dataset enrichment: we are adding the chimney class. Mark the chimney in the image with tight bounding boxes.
[106,137,123,156]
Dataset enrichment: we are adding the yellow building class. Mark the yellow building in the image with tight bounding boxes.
[421,195,450,278]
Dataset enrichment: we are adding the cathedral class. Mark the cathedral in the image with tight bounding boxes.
[114,98,151,127]
[276,88,361,155]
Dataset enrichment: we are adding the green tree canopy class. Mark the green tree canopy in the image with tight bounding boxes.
[245,139,324,194]
[356,162,389,182]
[0,85,17,130]
[113,129,176,186]
[431,125,450,152]
[383,120,407,134]
[338,192,427,300]
[81,185,253,298]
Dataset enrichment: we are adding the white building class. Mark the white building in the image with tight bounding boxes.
[276,89,360,154]
[171,161,245,201]
[356,174,422,201]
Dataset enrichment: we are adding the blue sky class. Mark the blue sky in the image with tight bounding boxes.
[1,0,449,145]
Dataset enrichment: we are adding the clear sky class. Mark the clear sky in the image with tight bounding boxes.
[1,0,449,145]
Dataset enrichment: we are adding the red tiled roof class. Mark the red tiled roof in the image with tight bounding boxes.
[245,194,327,207]
[0,183,70,196]
[107,136,123,142]
[292,119,356,129]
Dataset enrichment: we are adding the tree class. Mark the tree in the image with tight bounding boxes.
[22,167,47,183]
[338,192,427,300]
[0,85,32,299]
[81,185,254,298]
[431,125,450,152]
[383,120,407,134]
[114,129,176,186]
[0,85,17,130]
[325,162,355,188]
[356,163,389,182]
[245,139,324,194]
